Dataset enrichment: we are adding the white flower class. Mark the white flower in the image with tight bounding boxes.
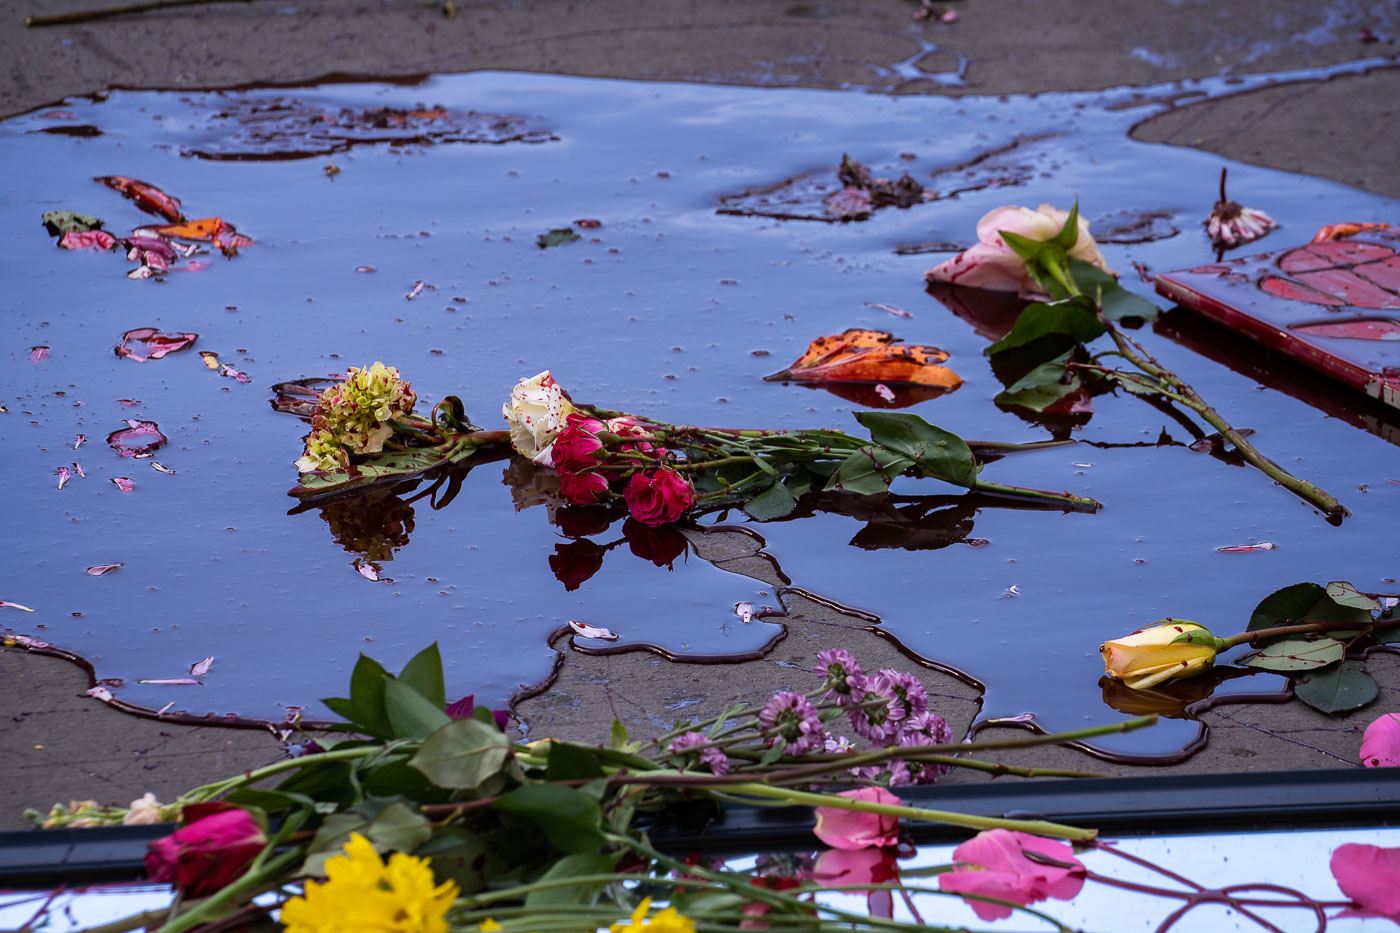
[122,792,167,825]
[925,204,1112,296]
[502,371,577,464]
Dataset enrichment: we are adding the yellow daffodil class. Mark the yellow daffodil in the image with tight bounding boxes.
[281,833,458,933]
[609,897,696,933]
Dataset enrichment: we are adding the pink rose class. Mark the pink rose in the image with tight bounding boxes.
[812,787,900,850]
[1360,712,1400,767]
[938,829,1085,921]
[623,469,693,526]
[552,414,608,475]
[925,204,1111,297]
[814,847,899,919]
[145,808,266,897]
[559,471,610,504]
[1331,843,1400,922]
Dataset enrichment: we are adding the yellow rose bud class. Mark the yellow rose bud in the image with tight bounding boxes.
[1100,619,1220,690]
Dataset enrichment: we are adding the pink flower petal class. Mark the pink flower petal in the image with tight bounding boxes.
[1331,843,1400,921]
[940,829,1085,921]
[56,466,72,490]
[220,364,251,384]
[73,462,86,478]
[865,302,914,318]
[406,280,426,300]
[107,420,166,458]
[30,346,50,363]
[1216,542,1278,552]
[139,678,200,685]
[111,476,135,492]
[74,434,86,449]
[190,657,214,677]
[115,328,199,363]
[86,686,114,702]
[734,602,753,624]
[356,562,381,581]
[813,787,901,850]
[86,563,124,576]
[568,620,619,641]
[875,383,896,402]
[59,229,118,251]
[0,601,37,613]
[152,461,176,474]
[1361,713,1400,767]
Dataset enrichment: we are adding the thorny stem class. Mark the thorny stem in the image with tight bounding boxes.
[968,477,1101,511]
[1220,617,1395,649]
[1102,320,1345,517]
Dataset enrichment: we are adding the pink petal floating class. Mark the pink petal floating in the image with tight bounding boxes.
[107,419,166,458]
[86,687,114,702]
[111,476,135,492]
[406,280,426,300]
[139,678,200,685]
[865,302,914,318]
[356,562,381,581]
[30,346,50,363]
[86,563,124,576]
[1216,542,1277,552]
[189,657,214,677]
[115,328,199,362]
[74,434,86,449]
[355,265,376,273]
[7,634,49,647]
[734,601,753,624]
[813,787,901,850]
[119,399,141,407]
[874,383,896,402]
[939,829,1086,922]
[220,364,251,384]
[73,462,86,478]
[151,461,176,474]
[56,466,72,490]
[1331,843,1400,922]
[59,229,117,251]
[0,601,36,612]
[181,260,209,272]
[1361,713,1400,768]
[567,620,619,641]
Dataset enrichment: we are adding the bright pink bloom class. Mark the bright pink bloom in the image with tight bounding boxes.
[760,691,826,756]
[814,847,899,919]
[145,809,266,897]
[815,649,863,706]
[668,731,730,776]
[938,829,1085,921]
[552,414,608,474]
[559,471,609,504]
[1331,843,1400,922]
[813,787,901,850]
[623,468,693,526]
[1360,713,1400,767]
[59,229,117,251]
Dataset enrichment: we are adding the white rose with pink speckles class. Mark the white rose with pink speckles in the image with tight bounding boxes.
[503,370,577,463]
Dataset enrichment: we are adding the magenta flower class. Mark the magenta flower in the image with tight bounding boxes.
[145,809,267,897]
[896,711,955,783]
[1331,843,1400,922]
[938,829,1085,921]
[552,413,609,475]
[759,691,826,755]
[849,759,912,787]
[668,731,730,775]
[846,672,907,746]
[815,649,863,706]
[813,787,901,850]
[1360,712,1400,768]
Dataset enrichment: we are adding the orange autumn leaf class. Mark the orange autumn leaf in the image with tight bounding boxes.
[765,328,962,389]
[148,217,229,240]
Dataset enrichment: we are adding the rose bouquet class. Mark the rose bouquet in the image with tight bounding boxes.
[280,367,1102,521]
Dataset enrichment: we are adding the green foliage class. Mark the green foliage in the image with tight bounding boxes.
[1293,661,1379,714]
[1238,636,1345,673]
[742,479,797,520]
[1248,582,1329,632]
[854,412,977,488]
[42,210,104,236]
[536,227,581,248]
[493,784,605,854]
[1068,259,1159,322]
[986,297,1104,358]
[993,353,1081,412]
[409,719,512,791]
[524,853,621,908]
[824,445,912,495]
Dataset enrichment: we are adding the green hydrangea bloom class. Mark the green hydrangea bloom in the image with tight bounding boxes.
[295,363,417,473]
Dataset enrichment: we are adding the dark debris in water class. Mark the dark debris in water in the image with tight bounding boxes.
[182,96,558,161]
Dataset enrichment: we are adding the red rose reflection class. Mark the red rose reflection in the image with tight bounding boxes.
[559,471,609,505]
[553,504,616,539]
[623,468,694,526]
[623,518,688,568]
[144,808,266,897]
[549,539,607,591]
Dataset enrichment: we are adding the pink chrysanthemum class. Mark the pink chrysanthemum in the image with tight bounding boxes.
[884,670,929,720]
[846,672,907,746]
[896,711,955,783]
[815,649,863,706]
[850,758,912,787]
[668,731,730,776]
[759,691,826,756]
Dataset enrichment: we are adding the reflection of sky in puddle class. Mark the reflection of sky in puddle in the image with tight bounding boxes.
[2,66,1398,742]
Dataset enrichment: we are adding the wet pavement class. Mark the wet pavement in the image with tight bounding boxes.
[2,0,1399,828]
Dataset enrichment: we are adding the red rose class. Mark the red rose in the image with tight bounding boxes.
[145,808,266,896]
[551,414,608,474]
[623,469,694,526]
[559,471,610,505]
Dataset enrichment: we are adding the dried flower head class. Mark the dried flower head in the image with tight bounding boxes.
[295,362,416,473]
[1205,168,1277,248]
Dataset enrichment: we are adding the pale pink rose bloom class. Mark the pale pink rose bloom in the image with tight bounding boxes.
[938,828,1085,921]
[925,204,1111,297]
[1360,712,1400,767]
[812,786,900,850]
[123,792,167,825]
[1331,843,1400,922]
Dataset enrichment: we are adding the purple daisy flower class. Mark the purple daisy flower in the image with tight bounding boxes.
[849,758,912,787]
[759,691,826,756]
[883,670,929,720]
[896,710,955,783]
[815,649,863,706]
[845,671,908,746]
[668,730,731,775]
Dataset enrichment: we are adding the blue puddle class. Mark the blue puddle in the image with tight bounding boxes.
[2,62,1397,755]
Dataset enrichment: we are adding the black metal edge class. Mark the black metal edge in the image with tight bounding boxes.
[4,769,1399,885]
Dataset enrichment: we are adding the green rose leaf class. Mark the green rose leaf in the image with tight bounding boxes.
[1293,661,1379,714]
[300,811,368,876]
[742,480,797,521]
[1238,636,1345,673]
[853,412,977,488]
[384,677,451,739]
[1068,258,1160,322]
[42,210,104,236]
[823,445,913,495]
[323,654,393,738]
[397,642,446,710]
[985,296,1105,357]
[415,827,504,895]
[365,800,433,854]
[546,741,607,781]
[1325,581,1382,613]
[1303,593,1373,639]
[493,784,605,854]
[537,227,580,249]
[409,718,511,790]
[1247,582,1327,632]
[525,853,621,908]
[994,354,1081,412]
